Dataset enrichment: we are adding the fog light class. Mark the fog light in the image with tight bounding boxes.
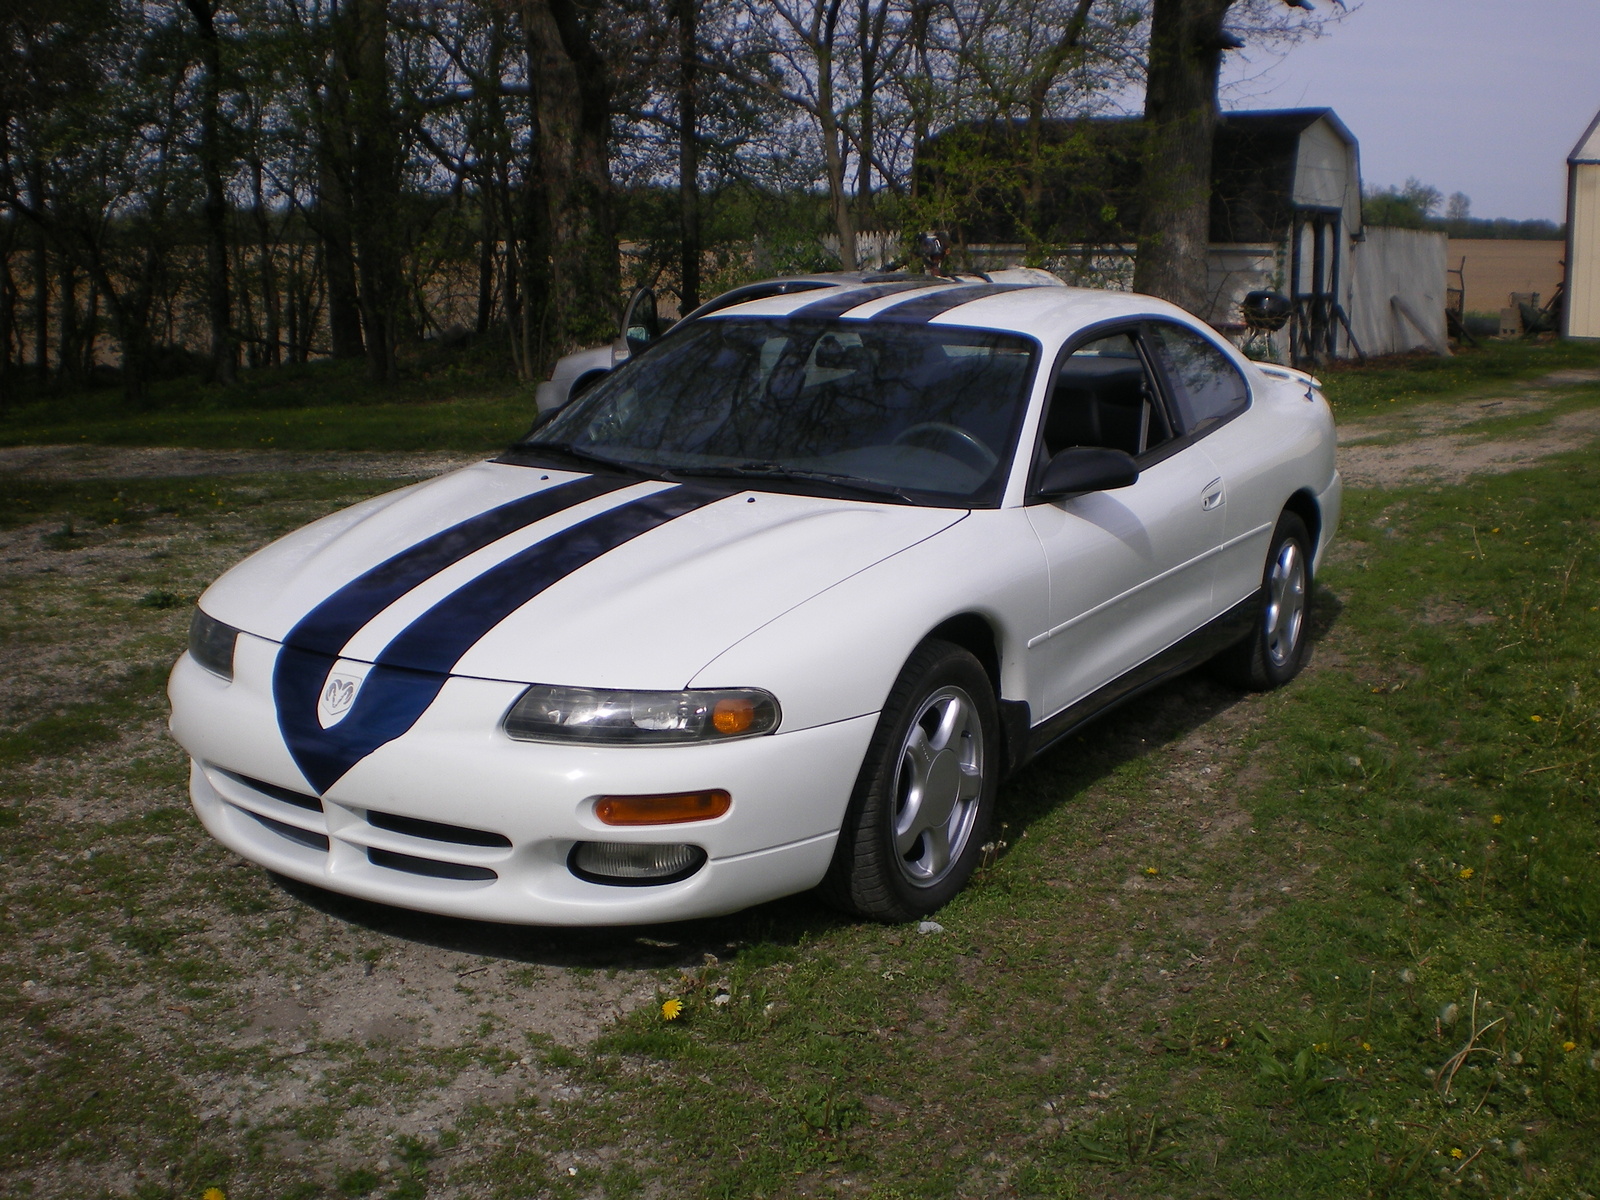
[594,790,730,826]
[569,841,706,886]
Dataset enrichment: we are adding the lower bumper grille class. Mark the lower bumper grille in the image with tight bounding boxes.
[219,769,323,812]
[247,809,330,852]
[366,810,511,848]
[203,760,509,888]
[367,847,498,882]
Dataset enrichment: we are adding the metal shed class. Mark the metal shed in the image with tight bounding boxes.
[1566,108,1600,340]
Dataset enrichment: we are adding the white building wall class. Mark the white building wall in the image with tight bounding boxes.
[1292,118,1362,232]
[1570,163,1600,339]
[1567,110,1600,340]
[1350,227,1450,356]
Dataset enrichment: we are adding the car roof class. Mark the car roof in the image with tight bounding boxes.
[699,275,1202,344]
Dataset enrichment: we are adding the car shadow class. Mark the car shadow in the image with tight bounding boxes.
[270,584,1345,971]
[271,872,855,972]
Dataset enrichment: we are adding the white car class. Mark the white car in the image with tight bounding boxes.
[169,276,1340,925]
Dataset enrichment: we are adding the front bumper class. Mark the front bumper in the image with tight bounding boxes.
[169,638,876,925]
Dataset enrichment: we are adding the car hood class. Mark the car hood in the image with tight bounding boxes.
[200,461,965,689]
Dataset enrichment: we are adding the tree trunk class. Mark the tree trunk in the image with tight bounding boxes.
[855,0,892,250]
[815,0,856,271]
[29,163,47,382]
[257,210,280,368]
[907,0,932,199]
[185,0,236,383]
[525,0,617,355]
[0,253,14,401]
[676,0,700,312]
[347,0,403,383]
[287,253,304,365]
[476,198,497,335]
[312,21,365,362]
[81,275,99,380]
[1132,0,1232,312]
[317,159,365,359]
[56,256,79,387]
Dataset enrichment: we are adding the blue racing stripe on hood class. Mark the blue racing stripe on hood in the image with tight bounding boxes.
[285,473,630,657]
[274,484,727,793]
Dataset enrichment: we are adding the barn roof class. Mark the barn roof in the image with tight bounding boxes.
[1571,108,1600,165]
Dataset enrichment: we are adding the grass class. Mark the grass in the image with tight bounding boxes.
[465,435,1600,1198]
[2,338,1599,1197]
[0,473,401,533]
[1315,337,1600,419]
[0,338,540,453]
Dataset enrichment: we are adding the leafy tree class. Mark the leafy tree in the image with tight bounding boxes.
[1363,177,1442,229]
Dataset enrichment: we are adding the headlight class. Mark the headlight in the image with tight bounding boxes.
[503,684,780,744]
[189,608,240,680]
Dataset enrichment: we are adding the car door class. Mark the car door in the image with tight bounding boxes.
[1024,326,1227,720]
[1143,320,1261,612]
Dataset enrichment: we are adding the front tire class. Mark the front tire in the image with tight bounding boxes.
[1213,510,1312,690]
[821,640,999,922]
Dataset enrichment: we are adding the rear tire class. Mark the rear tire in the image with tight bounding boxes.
[821,640,999,922]
[1212,510,1312,691]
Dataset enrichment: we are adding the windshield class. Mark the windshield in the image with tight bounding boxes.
[519,317,1038,507]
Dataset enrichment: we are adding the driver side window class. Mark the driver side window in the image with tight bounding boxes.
[1039,332,1172,460]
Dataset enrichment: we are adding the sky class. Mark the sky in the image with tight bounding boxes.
[1214,0,1600,222]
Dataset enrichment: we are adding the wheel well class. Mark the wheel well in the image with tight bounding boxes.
[1284,489,1320,558]
[926,613,1000,693]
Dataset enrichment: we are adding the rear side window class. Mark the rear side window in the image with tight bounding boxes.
[1150,323,1249,433]
[1040,332,1173,460]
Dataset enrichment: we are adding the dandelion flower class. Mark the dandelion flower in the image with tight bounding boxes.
[1563,1040,1577,1052]
[1362,1042,1372,1052]
[1144,866,1159,876]
[1450,1148,1463,1160]
[1459,867,1474,880]
[661,998,684,1021]
[203,1190,227,1200]
[1492,815,1503,825]
[1531,715,1543,723]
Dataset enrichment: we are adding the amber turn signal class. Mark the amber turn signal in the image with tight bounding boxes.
[594,789,732,826]
[711,696,757,735]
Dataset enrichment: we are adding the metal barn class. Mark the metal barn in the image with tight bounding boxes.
[1566,108,1600,340]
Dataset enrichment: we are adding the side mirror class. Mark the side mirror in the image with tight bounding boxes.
[621,287,661,356]
[1037,447,1139,498]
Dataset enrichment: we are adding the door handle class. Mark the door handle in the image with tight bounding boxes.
[1201,478,1224,511]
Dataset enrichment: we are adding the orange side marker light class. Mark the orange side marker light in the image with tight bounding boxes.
[594,790,732,826]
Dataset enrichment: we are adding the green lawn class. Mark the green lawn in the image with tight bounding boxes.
[1315,338,1600,418]
[0,345,540,453]
[543,444,1600,1198]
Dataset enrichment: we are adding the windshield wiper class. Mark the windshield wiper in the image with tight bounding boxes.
[515,440,658,479]
[667,461,917,504]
